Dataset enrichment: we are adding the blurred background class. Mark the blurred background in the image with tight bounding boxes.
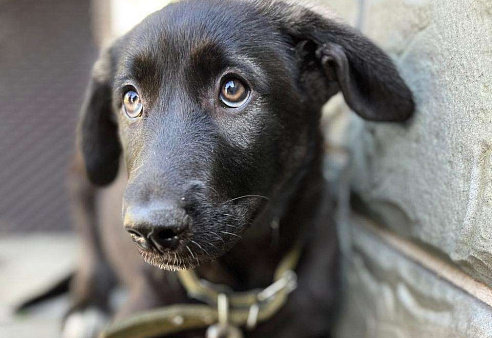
[0,0,95,234]
[0,1,172,336]
[0,0,174,232]
[0,0,94,336]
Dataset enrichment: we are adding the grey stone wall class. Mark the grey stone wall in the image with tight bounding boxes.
[320,0,492,336]
[349,0,492,287]
[336,215,492,338]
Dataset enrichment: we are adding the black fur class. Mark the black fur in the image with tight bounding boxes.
[72,1,414,337]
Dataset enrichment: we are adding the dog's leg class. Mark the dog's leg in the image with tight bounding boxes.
[63,151,117,338]
[114,267,185,320]
[114,277,162,320]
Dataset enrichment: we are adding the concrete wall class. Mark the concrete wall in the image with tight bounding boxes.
[321,0,492,336]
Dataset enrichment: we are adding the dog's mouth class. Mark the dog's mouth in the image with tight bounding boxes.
[137,247,202,271]
[132,198,268,271]
[127,195,268,271]
[135,231,240,271]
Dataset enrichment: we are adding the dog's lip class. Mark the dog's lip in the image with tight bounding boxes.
[132,238,181,256]
[130,203,266,270]
[138,248,202,270]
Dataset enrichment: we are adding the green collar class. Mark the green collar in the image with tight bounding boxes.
[101,243,302,338]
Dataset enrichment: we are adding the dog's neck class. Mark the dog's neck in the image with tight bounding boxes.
[196,132,325,290]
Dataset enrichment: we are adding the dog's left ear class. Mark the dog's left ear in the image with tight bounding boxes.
[270,2,414,121]
[77,47,121,186]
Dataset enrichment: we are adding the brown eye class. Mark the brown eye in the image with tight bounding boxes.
[219,78,250,108]
[123,90,143,118]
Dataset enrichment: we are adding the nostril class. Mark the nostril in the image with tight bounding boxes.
[150,227,186,252]
[125,227,151,251]
[124,204,191,253]
[156,228,179,241]
[127,229,143,239]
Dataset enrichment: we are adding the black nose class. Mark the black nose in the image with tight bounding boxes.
[124,204,190,253]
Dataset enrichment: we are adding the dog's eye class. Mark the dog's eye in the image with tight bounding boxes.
[123,90,143,118]
[219,78,250,108]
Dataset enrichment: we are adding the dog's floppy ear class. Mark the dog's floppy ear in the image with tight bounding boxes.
[77,47,121,186]
[271,2,414,121]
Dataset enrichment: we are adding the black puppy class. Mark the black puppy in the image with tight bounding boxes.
[68,0,413,337]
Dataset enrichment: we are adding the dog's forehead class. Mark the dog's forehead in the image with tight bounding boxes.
[121,0,282,75]
[149,0,274,43]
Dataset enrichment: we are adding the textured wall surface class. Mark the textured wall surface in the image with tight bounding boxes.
[336,216,492,338]
[349,0,492,287]
[319,0,492,336]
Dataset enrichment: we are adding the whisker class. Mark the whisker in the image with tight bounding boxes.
[210,231,225,244]
[221,231,241,239]
[208,185,221,199]
[207,241,218,250]
[199,233,219,243]
[186,245,196,259]
[131,161,144,173]
[221,194,269,205]
[191,240,211,257]
[129,162,145,181]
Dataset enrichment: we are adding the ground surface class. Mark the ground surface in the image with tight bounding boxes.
[0,234,78,338]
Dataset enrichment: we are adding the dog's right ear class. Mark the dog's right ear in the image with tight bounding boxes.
[265,1,414,122]
[78,48,121,186]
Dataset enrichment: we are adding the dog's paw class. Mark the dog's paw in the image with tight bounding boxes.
[62,307,109,338]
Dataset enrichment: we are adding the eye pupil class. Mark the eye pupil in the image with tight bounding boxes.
[225,80,238,95]
[220,78,249,108]
[123,89,143,118]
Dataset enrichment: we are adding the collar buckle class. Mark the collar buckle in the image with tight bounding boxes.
[206,294,244,338]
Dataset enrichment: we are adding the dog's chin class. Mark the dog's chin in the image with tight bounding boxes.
[137,249,214,271]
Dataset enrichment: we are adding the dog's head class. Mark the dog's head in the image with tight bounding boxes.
[78,0,413,270]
